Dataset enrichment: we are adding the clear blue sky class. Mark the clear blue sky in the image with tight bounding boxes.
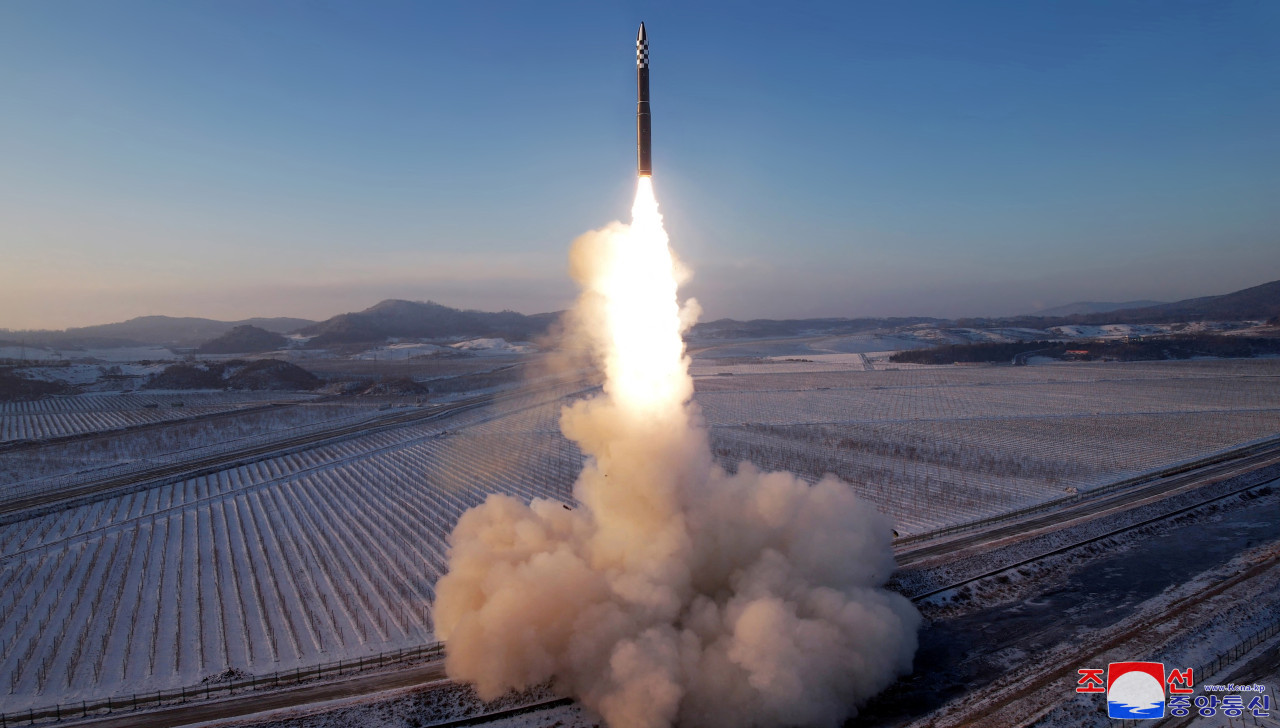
[2,1,1278,329]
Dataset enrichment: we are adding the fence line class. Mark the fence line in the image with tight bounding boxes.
[1195,612,1280,682]
[0,642,445,727]
[5,619,1276,727]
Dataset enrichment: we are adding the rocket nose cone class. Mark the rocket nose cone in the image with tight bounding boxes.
[638,22,646,41]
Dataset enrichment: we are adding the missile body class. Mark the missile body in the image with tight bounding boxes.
[636,23,652,177]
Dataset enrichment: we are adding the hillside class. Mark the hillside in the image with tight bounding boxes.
[963,279,1280,329]
[196,325,288,354]
[1031,300,1164,317]
[694,281,1278,339]
[145,360,321,391]
[301,300,559,347]
[1112,279,1280,323]
[5,279,1274,353]
[5,316,314,349]
[0,369,76,401]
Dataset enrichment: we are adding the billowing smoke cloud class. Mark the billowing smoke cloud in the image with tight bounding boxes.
[433,180,919,728]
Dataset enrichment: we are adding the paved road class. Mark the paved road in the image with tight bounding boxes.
[58,662,449,728]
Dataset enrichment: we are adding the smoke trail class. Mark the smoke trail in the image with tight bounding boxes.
[433,178,919,728]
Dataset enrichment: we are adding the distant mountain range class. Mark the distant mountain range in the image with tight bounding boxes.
[694,280,1279,339]
[1112,279,1280,323]
[299,300,560,347]
[0,301,561,351]
[2,316,314,349]
[1030,300,1165,317]
[978,279,1280,329]
[4,279,1277,351]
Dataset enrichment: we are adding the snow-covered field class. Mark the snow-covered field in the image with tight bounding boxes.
[352,343,450,360]
[696,358,1280,534]
[449,338,535,355]
[11,362,168,389]
[0,391,319,444]
[0,401,393,500]
[351,339,535,361]
[1047,320,1262,339]
[0,389,581,713]
[0,357,1277,715]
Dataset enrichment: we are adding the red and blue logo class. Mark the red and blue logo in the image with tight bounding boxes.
[1107,662,1166,719]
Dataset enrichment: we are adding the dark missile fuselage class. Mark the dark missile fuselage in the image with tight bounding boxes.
[637,23,652,177]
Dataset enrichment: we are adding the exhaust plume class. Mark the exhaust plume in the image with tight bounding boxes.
[433,178,919,728]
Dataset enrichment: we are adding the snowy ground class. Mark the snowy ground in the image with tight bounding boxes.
[0,400,386,497]
[352,343,451,361]
[686,320,1272,367]
[199,475,1280,728]
[0,391,320,445]
[0,385,584,714]
[448,338,536,355]
[12,362,168,389]
[0,353,1277,720]
[348,339,534,362]
[1048,320,1265,340]
[696,357,1280,534]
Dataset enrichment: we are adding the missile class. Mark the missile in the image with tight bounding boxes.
[636,22,652,177]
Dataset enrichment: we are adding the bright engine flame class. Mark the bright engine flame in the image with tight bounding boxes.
[597,177,689,418]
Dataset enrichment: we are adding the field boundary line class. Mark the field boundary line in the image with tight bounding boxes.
[895,434,1280,549]
[904,471,1280,601]
[0,643,445,727]
[0,396,326,454]
[0,378,591,526]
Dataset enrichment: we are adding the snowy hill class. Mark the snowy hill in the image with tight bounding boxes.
[1031,300,1164,317]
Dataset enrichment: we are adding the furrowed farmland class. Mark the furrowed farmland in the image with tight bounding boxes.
[0,357,1277,713]
[0,391,582,711]
[696,359,1280,533]
[0,400,388,498]
[0,392,319,444]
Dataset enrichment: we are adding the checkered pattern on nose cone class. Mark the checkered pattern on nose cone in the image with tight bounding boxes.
[637,38,648,68]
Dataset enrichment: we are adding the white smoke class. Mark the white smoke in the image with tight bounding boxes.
[433,179,919,728]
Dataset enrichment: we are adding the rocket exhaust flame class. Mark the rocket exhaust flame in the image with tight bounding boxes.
[604,177,682,416]
[431,25,918,728]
